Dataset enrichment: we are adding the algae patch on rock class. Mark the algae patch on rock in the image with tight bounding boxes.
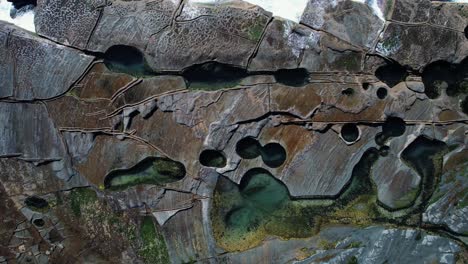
[70,187,98,217]
[139,216,170,264]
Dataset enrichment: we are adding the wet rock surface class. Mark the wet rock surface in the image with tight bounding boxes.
[0,0,467,263]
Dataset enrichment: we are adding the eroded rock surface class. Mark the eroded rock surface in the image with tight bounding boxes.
[0,0,467,263]
[0,23,94,100]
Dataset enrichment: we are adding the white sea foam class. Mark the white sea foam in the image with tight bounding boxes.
[243,0,309,23]
[351,0,384,20]
[189,0,309,23]
[0,0,35,32]
[2,0,467,34]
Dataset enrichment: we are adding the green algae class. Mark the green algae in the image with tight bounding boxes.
[241,169,289,210]
[213,130,452,251]
[334,53,361,71]
[139,216,170,264]
[212,150,382,251]
[297,247,317,260]
[379,36,400,53]
[384,0,394,17]
[70,188,98,217]
[104,157,186,191]
[346,241,363,249]
[212,139,450,251]
[457,193,468,210]
[392,187,420,210]
[65,88,80,98]
[455,165,468,210]
[247,22,265,42]
[318,239,337,250]
[347,256,359,264]
[337,148,379,205]
[60,188,145,261]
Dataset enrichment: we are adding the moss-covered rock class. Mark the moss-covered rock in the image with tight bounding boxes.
[139,216,170,264]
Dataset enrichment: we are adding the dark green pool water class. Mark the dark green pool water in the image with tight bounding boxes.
[104,157,186,190]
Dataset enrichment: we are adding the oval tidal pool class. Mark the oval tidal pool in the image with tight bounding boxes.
[104,157,186,190]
